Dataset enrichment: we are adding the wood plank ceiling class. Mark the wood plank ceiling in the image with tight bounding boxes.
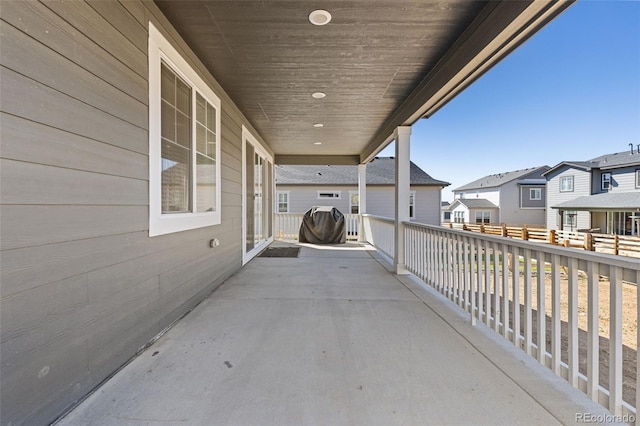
[154,1,573,165]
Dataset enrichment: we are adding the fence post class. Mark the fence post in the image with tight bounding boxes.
[548,229,556,245]
[584,233,594,251]
[480,224,485,234]
[614,235,619,255]
[501,223,507,237]
[521,226,529,241]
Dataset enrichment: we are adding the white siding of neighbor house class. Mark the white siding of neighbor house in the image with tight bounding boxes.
[455,188,500,206]
[277,185,443,225]
[545,168,592,230]
[592,166,640,194]
[0,1,268,424]
[499,180,546,226]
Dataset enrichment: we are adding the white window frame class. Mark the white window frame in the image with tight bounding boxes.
[601,172,611,191]
[348,191,359,214]
[530,188,542,200]
[148,22,222,236]
[560,176,574,192]
[409,191,416,219]
[317,191,341,200]
[475,211,491,224]
[636,170,640,188]
[276,191,290,213]
[563,210,577,229]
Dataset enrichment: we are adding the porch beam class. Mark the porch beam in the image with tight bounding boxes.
[394,126,411,275]
[275,154,360,166]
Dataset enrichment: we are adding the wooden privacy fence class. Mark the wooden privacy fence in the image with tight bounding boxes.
[449,223,640,259]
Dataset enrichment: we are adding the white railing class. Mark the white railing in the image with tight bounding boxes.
[361,214,395,259]
[362,215,640,417]
[400,221,640,419]
[274,213,360,241]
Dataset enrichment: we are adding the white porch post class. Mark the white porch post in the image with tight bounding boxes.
[358,163,367,242]
[394,126,411,275]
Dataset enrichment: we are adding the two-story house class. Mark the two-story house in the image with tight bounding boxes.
[543,148,640,235]
[275,157,449,226]
[448,166,550,225]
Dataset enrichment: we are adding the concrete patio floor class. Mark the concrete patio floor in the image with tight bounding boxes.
[57,242,617,426]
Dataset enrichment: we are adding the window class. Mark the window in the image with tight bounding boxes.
[317,191,341,199]
[349,192,359,214]
[636,170,640,188]
[276,191,289,213]
[453,211,464,223]
[563,210,577,230]
[148,22,221,236]
[475,211,490,224]
[560,176,574,192]
[409,192,416,219]
[601,172,611,190]
[530,188,542,200]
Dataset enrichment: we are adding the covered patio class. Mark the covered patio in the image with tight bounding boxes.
[57,242,613,425]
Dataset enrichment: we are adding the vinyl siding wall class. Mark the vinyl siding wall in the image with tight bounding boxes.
[499,181,546,226]
[593,166,640,194]
[545,168,592,230]
[277,185,443,225]
[0,2,267,424]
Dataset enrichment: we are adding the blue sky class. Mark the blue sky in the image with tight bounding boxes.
[380,0,640,201]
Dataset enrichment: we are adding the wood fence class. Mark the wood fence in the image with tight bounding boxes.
[448,223,640,259]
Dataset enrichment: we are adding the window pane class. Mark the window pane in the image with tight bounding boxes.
[161,101,175,142]
[207,103,216,134]
[196,93,206,125]
[161,142,190,213]
[160,64,175,105]
[207,130,216,157]
[175,77,190,114]
[196,123,207,154]
[175,111,191,148]
[196,153,215,212]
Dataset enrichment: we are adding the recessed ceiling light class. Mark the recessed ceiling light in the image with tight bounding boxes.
[309,10,331,26]
[312,92,326,99]
[314,142,322,145]
[313,123,324,128]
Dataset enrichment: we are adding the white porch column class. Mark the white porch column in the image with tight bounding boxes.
[358,163,367,242]
[394,126,411,275]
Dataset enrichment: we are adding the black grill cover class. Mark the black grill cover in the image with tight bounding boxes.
[298,206,346,244]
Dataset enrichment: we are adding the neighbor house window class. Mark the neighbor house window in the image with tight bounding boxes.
[409,192,416,219]
[453,211,464,223]
[349,192,359,214]
[636,169,640,188]
[563,210,577,229]
[475,211,490,224]
[276,191,289,213]
[560,176,574,192]
[530,188,542,200]
[601,172,611,190]
[148,22,222,236]
[317,191,341,199]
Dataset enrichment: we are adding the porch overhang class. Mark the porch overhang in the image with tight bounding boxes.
[154,0,575,166]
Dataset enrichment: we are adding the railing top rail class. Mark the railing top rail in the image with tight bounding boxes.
[362,214,395,224]
[405,221,640,271]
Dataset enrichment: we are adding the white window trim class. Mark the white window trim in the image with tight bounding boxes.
[560,176,574,192]
[317,191,341,200]
[148,22,222,236]
[530,188,542,200]
[409,191,416,219]
[601,172,611,191]
[276,191,290,213]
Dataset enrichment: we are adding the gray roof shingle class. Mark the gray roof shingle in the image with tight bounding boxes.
[453,166,550,192]
[552,192,640,210]
[450,198,498,210]
[543,150,640,176]
[275,157,449,186]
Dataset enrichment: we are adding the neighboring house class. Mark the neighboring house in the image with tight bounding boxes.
[441,201,451,223]
[543,148,640,235]
[275,157,450,226]
[449,166,550,225]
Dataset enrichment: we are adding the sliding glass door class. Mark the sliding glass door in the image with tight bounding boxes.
[243,126,273,263]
